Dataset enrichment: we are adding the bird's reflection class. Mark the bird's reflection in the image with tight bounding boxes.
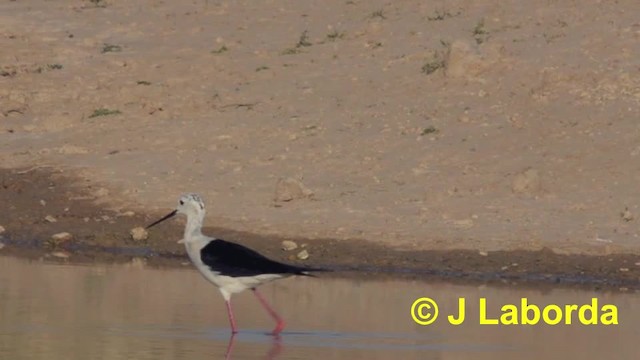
[224,333,283,360]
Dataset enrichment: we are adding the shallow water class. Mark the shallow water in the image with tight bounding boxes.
[0,256,637,359]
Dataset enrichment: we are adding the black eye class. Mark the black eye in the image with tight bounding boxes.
[179,200,184,205]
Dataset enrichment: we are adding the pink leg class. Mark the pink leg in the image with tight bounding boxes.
[225,300,238,334]
[224,333,236,360]
[264,335,283,359]
[252,288,285,335]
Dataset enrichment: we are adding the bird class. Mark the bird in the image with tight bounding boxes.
[146,193,323,335]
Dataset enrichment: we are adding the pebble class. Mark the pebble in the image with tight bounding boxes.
[296,249,309,260]
[130,227,149,242]
[0,242,5,250]
[44,215,57,223]
[40,199,46,206]
[50,251,70,259]
[0,225,5,234]
[120,211,136,217]
[621,208,633,222]
[274,177,314,202]
[51,232,73,242]
[478,251,488,256]
[281,240,298,251]
[129,257,146,269]
[619,267,630,272]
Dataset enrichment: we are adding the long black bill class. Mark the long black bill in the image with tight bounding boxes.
[146,209,178,229]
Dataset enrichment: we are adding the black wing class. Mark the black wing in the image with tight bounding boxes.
[200,239,318,277]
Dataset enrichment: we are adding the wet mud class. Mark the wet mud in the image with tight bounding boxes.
[1,167,640,290]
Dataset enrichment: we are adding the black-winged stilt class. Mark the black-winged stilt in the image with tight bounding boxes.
[146,193,323,334]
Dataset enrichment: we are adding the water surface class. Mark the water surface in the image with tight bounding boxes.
[0,256,636,359]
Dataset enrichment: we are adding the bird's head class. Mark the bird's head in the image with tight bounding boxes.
[146,193,206,229]
[176,193,206,217]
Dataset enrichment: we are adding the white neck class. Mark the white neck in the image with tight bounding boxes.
[183,212,205,242]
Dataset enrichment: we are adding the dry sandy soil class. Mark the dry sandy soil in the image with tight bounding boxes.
[2,0,640,283]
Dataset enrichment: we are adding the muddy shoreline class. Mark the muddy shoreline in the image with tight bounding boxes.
[1,167,640,290]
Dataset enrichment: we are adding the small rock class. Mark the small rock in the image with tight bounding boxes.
[0,242,5,250]
[44,215,57,223]
[296,249,309,260]
[274,177,314,202]
[501,266,509,271]
[120,211,135,217]
[46,232,72,249]
[50,251,70,259]
[129,257,146,269]
[130,227,149,242]
[0,225,5,234]
[478,251,488,256]
[621,208,633,222]
[511,168,541,195]
[619,267,630,272]
[51,232,73,242]
[40,199,46,206]
[281,240,298,251]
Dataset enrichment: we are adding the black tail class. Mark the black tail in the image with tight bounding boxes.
[294,266,331,277]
